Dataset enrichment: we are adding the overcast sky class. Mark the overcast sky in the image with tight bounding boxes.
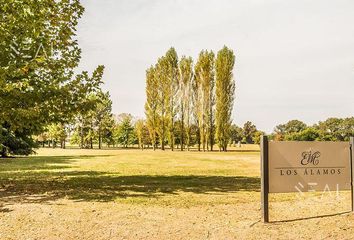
[77,0,354,133]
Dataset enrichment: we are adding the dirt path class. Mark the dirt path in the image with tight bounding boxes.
[1,193,354,240]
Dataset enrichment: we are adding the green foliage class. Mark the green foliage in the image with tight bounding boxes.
[274,120,307,140]
[135,119,145,149]
[165,48,179,151]
[145,66,159,150]
[215,46,235,151]
[272,117,354,142]
[0,125,37,157]
[179,56,194,151]
[242,121,257,144]
[0,0,104,156]
[47,123,67,148]
[317,117,354,141]
[230,124,243,144]
[144,46,236,151]
[115,114,136,148]
[70,90,114,149]
[285,128,320,141]
[194,50,215,151]
[252,131,265,144]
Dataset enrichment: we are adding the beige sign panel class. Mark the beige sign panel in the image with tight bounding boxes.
[269,141,351,193]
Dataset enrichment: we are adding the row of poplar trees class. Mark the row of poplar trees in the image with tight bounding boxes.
[145,46,235,152]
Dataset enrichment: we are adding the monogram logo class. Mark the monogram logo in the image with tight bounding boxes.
[301,151,321,166]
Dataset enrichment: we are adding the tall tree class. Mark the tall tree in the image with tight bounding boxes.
[165,48,179,151]
[191,74,201,151]
[215,46,235,151]
[155,57,169,150]
[145,66,159,150]
[135,119,145,150]
[195,50,215,151]
[179,56,193,151]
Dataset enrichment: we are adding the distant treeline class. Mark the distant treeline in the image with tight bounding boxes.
[269,118,354,142]
[228,117,354,145]
[34,115,353,151]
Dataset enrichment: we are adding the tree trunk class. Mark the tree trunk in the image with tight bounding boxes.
[1,147,8,158]
[181,104,184,151]
[98,128,102,149]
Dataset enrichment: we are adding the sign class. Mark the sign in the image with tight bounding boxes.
[269,141,351,193]
[260,136,354,223]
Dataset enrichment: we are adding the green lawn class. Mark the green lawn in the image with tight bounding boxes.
[0,146,260,205]
[1,145,353,239]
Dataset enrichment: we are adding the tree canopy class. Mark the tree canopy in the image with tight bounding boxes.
[0,0,107,156]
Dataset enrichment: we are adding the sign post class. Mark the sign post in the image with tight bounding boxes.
[260,135,269,223]
[261,136,353,223]
[351,137,354,212]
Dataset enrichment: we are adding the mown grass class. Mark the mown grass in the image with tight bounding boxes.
[0,145,261,206]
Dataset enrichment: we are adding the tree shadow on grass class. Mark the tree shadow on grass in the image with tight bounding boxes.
[0,155,112,172]
[0,172,260,203]
[0,154,260,204]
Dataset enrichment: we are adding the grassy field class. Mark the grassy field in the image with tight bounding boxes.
[0,145,353,239]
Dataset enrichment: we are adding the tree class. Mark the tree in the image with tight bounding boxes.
[179,56,193,151]
[0,124,36,157]
[274,120,307,140]
[145,66,159,150]
[195,50,215,151]
[317,118,345,141]
[155,57,169,150]
[0,0,104,156]
[215,46,235,151]
[135,119,145,150]
[115,114,135,148]
[94,91,114,149]
[47,123,67,148]
[71,88,107,149]
[285,128,320,141]
[253,131,265,144]
[242,121,257,144]
[165,48,179,151]
[342,117,354,141]
[192,73,201,151]
[230,124,243,144]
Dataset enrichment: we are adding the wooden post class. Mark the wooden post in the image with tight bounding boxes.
[261,135,269,222]
[350,137,354,212]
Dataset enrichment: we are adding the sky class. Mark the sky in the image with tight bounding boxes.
[77,0,354,133]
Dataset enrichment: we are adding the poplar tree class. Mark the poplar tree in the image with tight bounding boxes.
[135,119,145,150]
[191,74,201,151]
[165,48,179,151]
[194,50,215,151]
[156,57,169,150]
[179,56,193,151]
[145,66,159,150]
[215,46,236,151]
